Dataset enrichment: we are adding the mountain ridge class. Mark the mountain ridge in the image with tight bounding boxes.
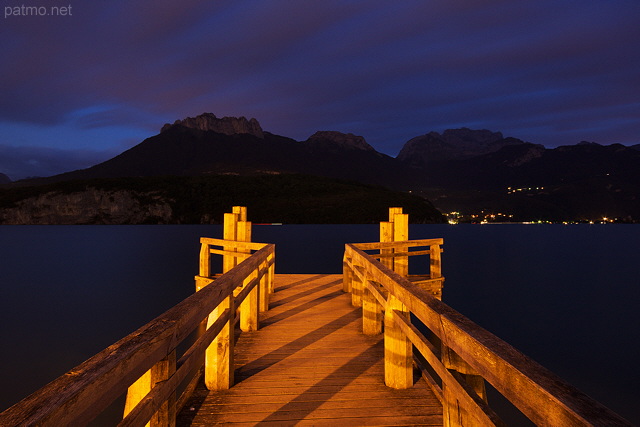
[8,112,640,222]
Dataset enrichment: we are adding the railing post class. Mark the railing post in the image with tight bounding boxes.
[123,351,176,427]
[430,243,444,300]
[384,295,412,388]
[393,212,409,276]
[342,254,353,293]
[259,258,270,312]
[205,294,234,390]
[199,242,210,278]
[223,212,238,273]
[383,207,412,388]
[430,243,442,279]
[442,347,488,426]
[195,241,211,292]
[380,221,393,270]
[268,251,275,294]
[362,272,382,335]
[351,265,363,307]
[237,217,258,332]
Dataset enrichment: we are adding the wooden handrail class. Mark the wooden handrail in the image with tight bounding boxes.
[0,243,275,426]
[344,243,631,426]
[200,237,268,252]
[353,238,444,251]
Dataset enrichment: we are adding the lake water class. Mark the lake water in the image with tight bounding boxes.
[1,224,638,424]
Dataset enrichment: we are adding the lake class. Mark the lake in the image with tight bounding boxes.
[1,224,638,424]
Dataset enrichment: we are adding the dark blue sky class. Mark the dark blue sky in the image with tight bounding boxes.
[2,1,639,179]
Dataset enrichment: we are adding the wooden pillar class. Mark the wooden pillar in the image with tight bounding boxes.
[351,265,363,307]
[237,218,258,332]
[222,213,238,273]
[268,252,275,294]
[199,242,210,278]
[388,207,403,221]
[259,260,270,312]
[232,205,247,221]
[430,243,442,280]
[362,274,382,335]
[205,294,234,390]
[342,255,353,293]
[123,351,176,426]
[195,242,211,292]
[393,213,409,276]
[442,346,487,426]
[240,270,259,331]
[379,221,393,271]
[430,243,444,301]
[384,295,412,389]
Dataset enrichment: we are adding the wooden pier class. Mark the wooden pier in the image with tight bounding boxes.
[0,207,632,426]
[177,274,441,426]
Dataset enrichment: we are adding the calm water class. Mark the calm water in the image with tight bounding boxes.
[1,224,638,424]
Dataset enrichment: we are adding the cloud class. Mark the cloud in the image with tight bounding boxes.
[0,144,115,181]
[0,0,638,171]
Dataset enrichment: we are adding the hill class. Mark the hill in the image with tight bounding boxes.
[401,137,640,222]
[0,174,445,224]
[24,115,419,190]
[10,113,640,223]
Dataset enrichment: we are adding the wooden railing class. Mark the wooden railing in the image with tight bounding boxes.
[0,208,275,426]
[343,240,631,426]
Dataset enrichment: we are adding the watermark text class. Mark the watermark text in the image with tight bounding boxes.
[5,4,72,18]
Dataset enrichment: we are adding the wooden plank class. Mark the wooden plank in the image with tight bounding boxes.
[392,310,503,427]
[392,213,409,276]
[362,277,383,335]
[200,237,267,251]
[178,274,442,426]
[353,238,444,251]
[345,244,632,427]
[0,245,274,426]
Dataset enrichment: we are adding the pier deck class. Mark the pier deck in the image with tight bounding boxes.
[177,274,442,426]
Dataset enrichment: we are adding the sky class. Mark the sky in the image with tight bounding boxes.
[1,0,639,180]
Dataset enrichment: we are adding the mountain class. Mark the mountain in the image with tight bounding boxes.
[10,112,640,223]
[0,173,10,185]
[400,138,640,222]
[24,114,418,189]
[397,128,526,167]
[0,175,445,224]
[160,113,264,138]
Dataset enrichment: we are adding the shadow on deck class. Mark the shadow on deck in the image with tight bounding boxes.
[177,274,442,426]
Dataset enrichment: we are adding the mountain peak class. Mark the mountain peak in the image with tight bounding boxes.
[306,131,376,152]
[161,113,264,138]
[0,173,11,184]
[397,127,523,166]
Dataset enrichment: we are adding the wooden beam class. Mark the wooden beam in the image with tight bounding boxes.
[205,293,235,390]
[342,255,353,293]
[392,213,409,276]
[344,244,631,426]
[351,265,364,307]
[222,212,238,273]
[379,221,393,271]
[200,237,267,251]
[199,243,210,278]
[352,238,444,251]
[0,244,274,426]
[384,295,412,389]
[362,273,383,336]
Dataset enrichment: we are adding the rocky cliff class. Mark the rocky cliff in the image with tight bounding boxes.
[305,131,376,152]
[161,113,264,138]
[397,128,524,166]
[0,188,173,224]
[0,175,446,224]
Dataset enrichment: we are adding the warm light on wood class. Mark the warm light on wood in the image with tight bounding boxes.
[1,206,631,427]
